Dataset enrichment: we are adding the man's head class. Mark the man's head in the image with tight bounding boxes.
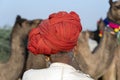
[27,11,82,55]
[49,51,73,64]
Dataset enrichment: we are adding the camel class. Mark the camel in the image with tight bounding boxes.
[86,0,120,80]
[73,29,118,79]
[0,15,41,80]
[85,0,120,80]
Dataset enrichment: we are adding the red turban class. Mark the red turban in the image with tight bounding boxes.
[28,11,82,55]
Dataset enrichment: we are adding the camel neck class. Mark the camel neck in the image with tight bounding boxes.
[8,34,26,65]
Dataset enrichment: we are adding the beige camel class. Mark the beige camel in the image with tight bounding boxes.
[0,15,41,80]
[87,0,120,80]
[73,30,118,79]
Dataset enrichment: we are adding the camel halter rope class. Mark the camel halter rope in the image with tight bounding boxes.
[99,18,120,44]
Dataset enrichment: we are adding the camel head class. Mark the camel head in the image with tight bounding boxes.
[87,0,120,43]
[108,0,120,24]
[11,15,42,40]
[10,15,43,57]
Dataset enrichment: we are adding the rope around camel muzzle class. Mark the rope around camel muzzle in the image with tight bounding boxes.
[99,26,120,44]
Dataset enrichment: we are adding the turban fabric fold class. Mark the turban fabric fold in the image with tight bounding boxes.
[28,11,82,55]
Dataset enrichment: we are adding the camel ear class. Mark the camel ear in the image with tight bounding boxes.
[15,15,26,26]
[97,18,105,31]
[109,0,113,6]
[16,15,21,21]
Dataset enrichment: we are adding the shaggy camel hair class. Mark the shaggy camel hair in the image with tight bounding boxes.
[87,0,120,80]
[0,15,41,80]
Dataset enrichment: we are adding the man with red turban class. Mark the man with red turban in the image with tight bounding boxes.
[22,11,94,80]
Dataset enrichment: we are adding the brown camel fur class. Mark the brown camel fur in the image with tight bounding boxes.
[86,0,120,80]
[0,15,41,80]
[73,30,118,79]
[25,52,47,70]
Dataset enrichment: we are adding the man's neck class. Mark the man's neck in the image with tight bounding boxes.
[50,52,73,65]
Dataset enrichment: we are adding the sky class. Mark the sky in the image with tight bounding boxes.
[0,0,109,30]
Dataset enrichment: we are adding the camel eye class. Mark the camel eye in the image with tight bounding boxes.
[115,5,120,9]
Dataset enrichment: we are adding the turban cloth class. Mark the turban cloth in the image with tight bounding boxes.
[28,11,82,55]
